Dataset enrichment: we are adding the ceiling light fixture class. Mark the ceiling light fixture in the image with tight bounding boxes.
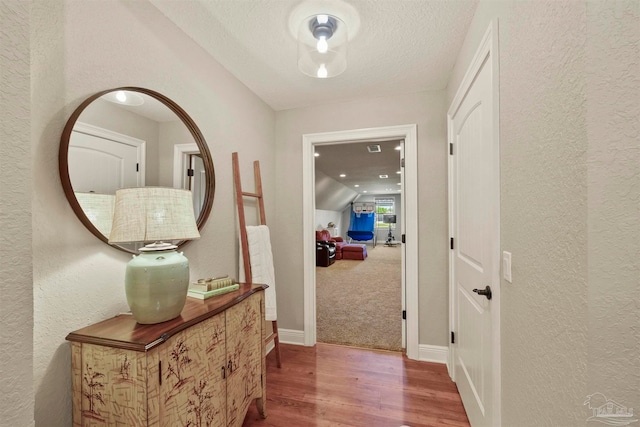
[379,174,388,179]
[339,174,346,177]
[314,152,320,157]
[298,14,347,78]
[101,90,144,106]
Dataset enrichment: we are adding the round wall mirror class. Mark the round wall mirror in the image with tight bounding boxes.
[59,87,215,253]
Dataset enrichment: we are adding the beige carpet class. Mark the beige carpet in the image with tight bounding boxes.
[316,244,402,351]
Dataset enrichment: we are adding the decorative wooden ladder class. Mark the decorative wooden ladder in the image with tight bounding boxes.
[232,152,282,368]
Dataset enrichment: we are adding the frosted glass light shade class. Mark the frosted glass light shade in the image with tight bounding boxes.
[298,14,347,78]
[109,187,200,244]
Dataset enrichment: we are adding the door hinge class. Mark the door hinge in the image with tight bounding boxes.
[187,168,194,177]
[401,158,405,168]
[451,331,455,344]
[158,360,162,385]
[449,143,453,155]
[136,163,139,172]
[401,234,406,244]
[450,237,454,250]
[402,310,406,320]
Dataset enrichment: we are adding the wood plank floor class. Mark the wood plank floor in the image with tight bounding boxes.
[243,343,470,427]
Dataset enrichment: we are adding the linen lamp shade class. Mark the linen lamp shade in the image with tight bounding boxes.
[109,187,200,245]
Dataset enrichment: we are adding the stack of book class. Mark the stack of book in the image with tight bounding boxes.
[187,276,239,300]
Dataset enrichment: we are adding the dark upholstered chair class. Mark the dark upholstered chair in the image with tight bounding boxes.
[316,240,336,267]
[316,229,346,259]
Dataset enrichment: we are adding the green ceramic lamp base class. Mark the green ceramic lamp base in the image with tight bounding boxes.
[125,249,190,324]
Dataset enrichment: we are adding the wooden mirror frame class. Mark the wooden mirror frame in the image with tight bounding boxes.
[59,87,215,254]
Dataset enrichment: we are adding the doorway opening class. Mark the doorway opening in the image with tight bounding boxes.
[302,124,419,360]
[314,141,403,351]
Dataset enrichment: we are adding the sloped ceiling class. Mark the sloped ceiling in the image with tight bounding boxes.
[315,170,358,212]
[313,139,402,212]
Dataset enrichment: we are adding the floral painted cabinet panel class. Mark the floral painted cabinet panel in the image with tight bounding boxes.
[225,293,263,427]
[157,313,226,426]
[71,343,148,425]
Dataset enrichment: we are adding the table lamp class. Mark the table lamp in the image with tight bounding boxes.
[109,187,200,324]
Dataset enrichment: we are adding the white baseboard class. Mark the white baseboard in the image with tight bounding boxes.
[418,344,449,364]
[266,331,448,367]
[266,328,305,355]
[278,328,305,345]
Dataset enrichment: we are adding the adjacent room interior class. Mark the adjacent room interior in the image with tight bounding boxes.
[314,140,404,352]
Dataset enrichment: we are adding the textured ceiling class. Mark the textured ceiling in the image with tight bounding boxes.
[151,0,479,111]
[149,0,477,200]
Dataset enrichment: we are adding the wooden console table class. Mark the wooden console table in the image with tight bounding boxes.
[66,283,267,426]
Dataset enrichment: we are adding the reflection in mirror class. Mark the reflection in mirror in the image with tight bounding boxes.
[75,193,115,236]
[60,88,215,254]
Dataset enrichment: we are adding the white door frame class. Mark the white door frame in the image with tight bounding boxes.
[173,143,199,188]
[302,124,419,360]
[448,19,501,425]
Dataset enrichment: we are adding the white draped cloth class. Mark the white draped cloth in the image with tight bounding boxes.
[238,225,277,321]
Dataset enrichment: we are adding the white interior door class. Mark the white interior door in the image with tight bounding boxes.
[449,23,500,427]
[69,127,143,193]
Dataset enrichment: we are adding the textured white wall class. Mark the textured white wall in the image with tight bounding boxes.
[0,2,35,426]
[585,0,639,414]
[499,3,589,423]
[447,0,639,424]
[274,91,449,346]
[30,1,275,425]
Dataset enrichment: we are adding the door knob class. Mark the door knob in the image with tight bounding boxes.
[473,286,492,300]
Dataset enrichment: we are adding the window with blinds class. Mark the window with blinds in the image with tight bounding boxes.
[375,198,395,229]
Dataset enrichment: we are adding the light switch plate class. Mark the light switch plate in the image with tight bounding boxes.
[503,251,512,283]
